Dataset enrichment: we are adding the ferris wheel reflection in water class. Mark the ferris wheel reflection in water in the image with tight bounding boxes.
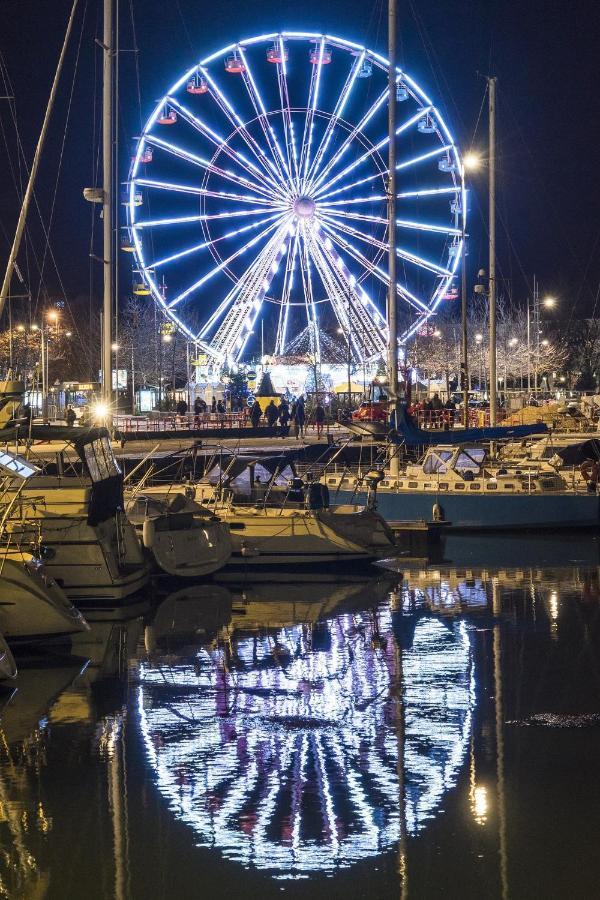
[137,602,474,877]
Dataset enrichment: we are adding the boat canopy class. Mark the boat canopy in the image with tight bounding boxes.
[391,404,548,447]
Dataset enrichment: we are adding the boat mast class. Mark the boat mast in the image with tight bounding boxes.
[488,76,497,425]
[0,0,79,319]
[102,0,114,410]
[388,0,399,465]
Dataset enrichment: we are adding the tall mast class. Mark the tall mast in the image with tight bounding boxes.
[388,0,399,446]
[0,0,79,319]
[102,0,114,408]
[488,76,497,425]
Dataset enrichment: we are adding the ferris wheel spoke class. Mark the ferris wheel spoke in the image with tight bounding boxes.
[313,108,429,199]
[305,50,365,189]
[167,215,288,309]
[318,208,387,227]
[237,46,293,188]
[134,206,282,230]
[166,95,284,198]
[275,35,300,192]
[298,37,326,191]
[134,177,279,207]
[397,186,461,199]
[143,134,279,201]
[397,144,453,172]
[316,171,386,203]
[207,221,294,360]
[318,218,432,316]
[319,211,453,277]
[306,229,386,359]
[396,218,462,236]
[275,227,300,355]
[309,86,388,194]
[199,67,288,197]
[298,225,320,354]
[317,195,387,206]
[148,211,285,270]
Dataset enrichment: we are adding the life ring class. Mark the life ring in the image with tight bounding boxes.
[580,459,600,482]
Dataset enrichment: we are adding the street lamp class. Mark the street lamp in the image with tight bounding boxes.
[463,151,482,172]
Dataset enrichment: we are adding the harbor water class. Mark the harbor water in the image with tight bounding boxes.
[1,533,600,899]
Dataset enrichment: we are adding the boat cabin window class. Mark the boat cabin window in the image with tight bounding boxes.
[0,449,39,480]
[83,436,121,482]
[454,448,485,476]
[423,449,453,474]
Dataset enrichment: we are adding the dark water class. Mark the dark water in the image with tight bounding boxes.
[2,534,600,899]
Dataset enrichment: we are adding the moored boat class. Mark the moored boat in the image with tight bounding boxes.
[323,444,600,531]
[125,491,232,577]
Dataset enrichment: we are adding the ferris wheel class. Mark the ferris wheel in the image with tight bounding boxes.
[127,32,465,366]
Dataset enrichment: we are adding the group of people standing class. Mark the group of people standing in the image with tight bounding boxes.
[250,395,318,438]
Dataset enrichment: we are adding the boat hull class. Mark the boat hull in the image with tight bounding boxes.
[0,558,89,639]
[217,506,396,566]
[7,513,150,602]
[141,519,232,578]
[331,488,600,531]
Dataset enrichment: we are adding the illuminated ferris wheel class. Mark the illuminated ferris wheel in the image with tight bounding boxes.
[127,32,465,366]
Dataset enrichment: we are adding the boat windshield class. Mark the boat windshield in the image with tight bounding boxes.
[0,449,39,480]
[454,448,486,475]
[82,435,121,482]
[423,450,453,474]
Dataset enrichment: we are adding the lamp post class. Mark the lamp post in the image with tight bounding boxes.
[461,151,481,425]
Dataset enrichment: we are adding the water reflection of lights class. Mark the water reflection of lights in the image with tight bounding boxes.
[137,606,475,877]
[548,591,559,634]
[472,786,488,826]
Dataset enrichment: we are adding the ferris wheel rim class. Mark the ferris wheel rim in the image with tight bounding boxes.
[128,31,466,360]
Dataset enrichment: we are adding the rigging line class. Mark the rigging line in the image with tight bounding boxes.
[0,42,94,366]
[34,0,89,313]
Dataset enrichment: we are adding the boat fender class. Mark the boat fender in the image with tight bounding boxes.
[432,502,444,522]
[240,541,260,558]
[306,482,330,510]
[580,459,599,484]
[142,517,156,549]
[144,625,157,654]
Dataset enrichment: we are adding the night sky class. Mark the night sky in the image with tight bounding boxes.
[1,0,599,337]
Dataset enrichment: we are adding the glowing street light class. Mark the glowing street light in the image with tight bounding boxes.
[463,151,482,172]
[542,296,557,309]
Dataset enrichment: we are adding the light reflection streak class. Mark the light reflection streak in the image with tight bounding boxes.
[137,608,475,877]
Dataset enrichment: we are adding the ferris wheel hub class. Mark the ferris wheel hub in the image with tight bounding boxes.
[293,196,316,218]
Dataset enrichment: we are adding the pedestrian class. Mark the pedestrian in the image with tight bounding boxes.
[217,399,226,415]
[176,399,188,416]
[265,399,279,428]
[314,402,325,438]
[211,396,217,413]
[250,400,262,428]
[65,405,76,427]
[278,399,290,436]
[295,395,306,437]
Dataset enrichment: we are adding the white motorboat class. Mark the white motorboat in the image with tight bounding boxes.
[0,633,16,680]
[125,491,232,578]
[0,550,89,641]
[135,454,397,566]
[3,430,150,602]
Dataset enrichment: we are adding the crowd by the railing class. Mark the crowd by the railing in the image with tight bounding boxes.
[407,403,510,429]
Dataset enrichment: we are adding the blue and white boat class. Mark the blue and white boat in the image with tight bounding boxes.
[323,445,600,531]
